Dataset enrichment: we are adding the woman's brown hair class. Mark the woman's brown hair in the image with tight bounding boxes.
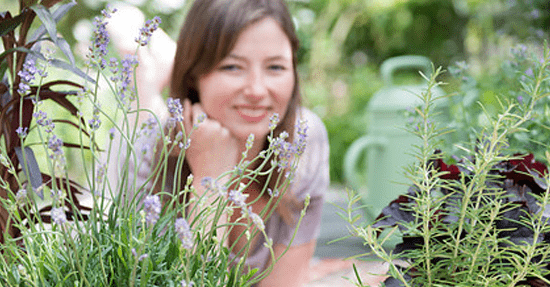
[156,0,302,224]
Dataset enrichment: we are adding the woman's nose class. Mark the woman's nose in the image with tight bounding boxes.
[244,68,268,100]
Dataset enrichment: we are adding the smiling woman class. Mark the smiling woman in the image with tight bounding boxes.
[122,0,330,286]
[196,17,295,155]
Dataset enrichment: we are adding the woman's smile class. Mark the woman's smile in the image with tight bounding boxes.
[234,105,271,123]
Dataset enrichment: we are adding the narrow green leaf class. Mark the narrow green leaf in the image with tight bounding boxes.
[50,58,95,83]
[352,263,364,286]
[30,2,76,42]
[30,5,57,43]
[54,37,75,66]
[30,2,77,65]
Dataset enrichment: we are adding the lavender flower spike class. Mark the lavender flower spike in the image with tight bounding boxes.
[269,113,280,130]
[17,59,37,95]
[16,127,28,138]
[175,217,194,250]
[143,195,161,226]
[228,189,248,208]
[135,16,162,46]
[294,118,308,156]
[249,212,265,231]
[51,207,67,225]
[167,98,184,128]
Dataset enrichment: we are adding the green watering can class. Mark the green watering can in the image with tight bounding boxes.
[343,55,448,223]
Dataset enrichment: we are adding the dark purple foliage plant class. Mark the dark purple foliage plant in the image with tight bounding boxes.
[346,45,550,286]
[0,0,95,244]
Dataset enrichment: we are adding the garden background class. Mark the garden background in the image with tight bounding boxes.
[2,0,549,186]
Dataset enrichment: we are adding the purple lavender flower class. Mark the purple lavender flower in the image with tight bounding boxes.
[95,163,106,186]
[270,134,294,171]
[200,177,226,196]
[16,127,28,138]
[267,188,279,197]
[245,134,255,151]
[228,189,248,208]
[135,16,162,46]
[530,9,541,19]
[269,113,280,130]
[139,116,158,138]
[118,55,138,107]
[143,195,161,226]
[180,280,194,287]
[249,212,265,231]
[201,177,215,189]
[90,17,109,67]
[88,7,116,68]
[175,217,193,250]
[101,6,117,18]
[268,120,308,170]
[184,138,191,150]
[294,119,308,156]
[18,83,30,95]
[18,60,36,82]
[48,135,63,156]
[17,59,37,94]
[51,207,67,225]
[89,114,101,131]
[517,95,524,104]
[33,110,55,133]
[109,57,119,81]
[167,98,184,128]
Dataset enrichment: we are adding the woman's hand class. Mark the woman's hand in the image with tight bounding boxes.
[183,99,240,180]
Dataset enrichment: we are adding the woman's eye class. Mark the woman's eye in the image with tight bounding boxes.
[268,65,286,71]
[219,64,240,71]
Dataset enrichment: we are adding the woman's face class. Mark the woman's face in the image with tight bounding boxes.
[197,17,295,143]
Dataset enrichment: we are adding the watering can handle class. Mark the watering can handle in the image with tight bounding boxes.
[380,55,432,86]
[343,135,387,191]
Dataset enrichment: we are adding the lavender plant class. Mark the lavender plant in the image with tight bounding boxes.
[0,4,307,286]
[346,44,550,286]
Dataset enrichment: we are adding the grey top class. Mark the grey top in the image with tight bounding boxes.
[126,107,330,272]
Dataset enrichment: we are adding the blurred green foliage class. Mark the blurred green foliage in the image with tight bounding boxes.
[6,0,548,184]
